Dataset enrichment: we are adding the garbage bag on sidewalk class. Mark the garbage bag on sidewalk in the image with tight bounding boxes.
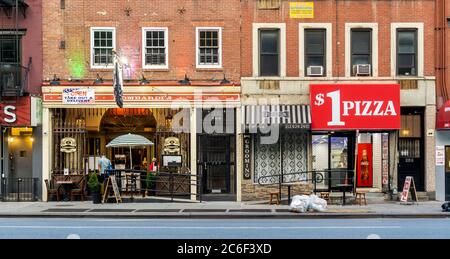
[309,194,328,212]
[289,194,328,213]
[289,195,311,213]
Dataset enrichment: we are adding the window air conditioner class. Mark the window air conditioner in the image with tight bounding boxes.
[353,64,371,76]
[307,66,324,76]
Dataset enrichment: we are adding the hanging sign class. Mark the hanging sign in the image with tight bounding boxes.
[290,2,314,18]
[357,144,373,188]
[310,84,400,130]
[243,135,252,180]
[62,88,95,104]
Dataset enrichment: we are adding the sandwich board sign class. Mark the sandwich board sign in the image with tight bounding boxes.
[400,176,418,204]
[102,175,122,203]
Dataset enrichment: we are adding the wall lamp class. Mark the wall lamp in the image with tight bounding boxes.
[94,73,103,84]
[179,74,191,85]
[140,74,150,85]
[50,74,60,85]
[220,74,231,85]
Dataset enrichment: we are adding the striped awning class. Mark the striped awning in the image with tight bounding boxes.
[106,133,154,148]
[242,105,311,131]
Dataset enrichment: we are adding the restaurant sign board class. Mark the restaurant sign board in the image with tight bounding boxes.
[310,84,400,130]
[62,88,95,104]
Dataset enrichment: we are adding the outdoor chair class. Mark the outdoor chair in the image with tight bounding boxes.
[70,178,86,201]
[45,179,60,202]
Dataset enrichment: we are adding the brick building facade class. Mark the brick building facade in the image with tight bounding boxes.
[238,0,437,201]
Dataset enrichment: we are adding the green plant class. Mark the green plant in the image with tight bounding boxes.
[146,172,155,190]
[88,173,100,192]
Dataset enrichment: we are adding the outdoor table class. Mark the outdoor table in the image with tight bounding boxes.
[281,183,297,204]
[335,184,352,206]
[56,180,74,201]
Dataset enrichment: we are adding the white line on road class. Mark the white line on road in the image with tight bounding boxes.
[0,226,402,230]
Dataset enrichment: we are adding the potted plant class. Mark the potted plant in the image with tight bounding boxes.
[88,173,102,204]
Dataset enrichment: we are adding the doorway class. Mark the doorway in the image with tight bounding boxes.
[445,146,450,201]
[198,135,235,196]
[398,108,425,192]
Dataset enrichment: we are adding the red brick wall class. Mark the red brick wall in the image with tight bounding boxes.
[241,0,436,78]
[43,0,241,82]
[0,0,42,95]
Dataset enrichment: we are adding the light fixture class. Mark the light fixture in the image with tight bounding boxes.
[179,74,191,85]
[139,74,150,85]
[50,74,60,85]
[8,137,14,143]
[29,137,34,143]
[220,74,231,85]
[94,73,103,84]
[165,114,173,128]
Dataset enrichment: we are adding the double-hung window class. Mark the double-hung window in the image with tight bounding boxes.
[91,27,115,68]
[143,28,168,69]
[304,29,326,76]
[196,27,222,68]
[397,29,417,76]
[351,29,372,76]
[259,29,280,76]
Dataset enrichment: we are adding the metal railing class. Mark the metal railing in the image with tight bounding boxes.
[1,177,39,202]
[257,169,355,197]
[104,169,203,202]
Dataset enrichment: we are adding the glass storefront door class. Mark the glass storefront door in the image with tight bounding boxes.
[312,133,355,191]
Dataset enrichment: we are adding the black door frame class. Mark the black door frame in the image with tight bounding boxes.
[398,107,425,192]
[312,131,355,192]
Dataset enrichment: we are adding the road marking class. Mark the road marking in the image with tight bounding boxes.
[367,234,381,239]
[0,226,401,230]
[67,234,81,239]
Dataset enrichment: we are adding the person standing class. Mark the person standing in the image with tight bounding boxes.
[98,154,112,183]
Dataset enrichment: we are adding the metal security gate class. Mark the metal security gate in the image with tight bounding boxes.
[1,178,38,201]
[52,109,87,175]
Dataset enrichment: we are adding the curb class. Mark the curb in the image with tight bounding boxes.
[0,212,449,219]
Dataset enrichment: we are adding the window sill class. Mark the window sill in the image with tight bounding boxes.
[142,68,170,72]
[196,68,224,72]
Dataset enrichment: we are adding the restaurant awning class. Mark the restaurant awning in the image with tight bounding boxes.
[242,105,311,132]
[437,100,450,129]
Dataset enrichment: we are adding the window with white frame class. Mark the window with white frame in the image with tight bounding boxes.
[196,27,222,68]
[91,28,115,68]
[143,28,168,68]
[397,29,417,76]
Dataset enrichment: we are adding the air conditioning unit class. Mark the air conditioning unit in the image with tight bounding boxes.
[307,66,324,76]
[353,64,371,76]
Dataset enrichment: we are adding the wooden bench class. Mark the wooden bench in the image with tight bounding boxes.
[355,191,368,206]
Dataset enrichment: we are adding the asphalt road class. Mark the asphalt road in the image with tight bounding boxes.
[0,218,449,239]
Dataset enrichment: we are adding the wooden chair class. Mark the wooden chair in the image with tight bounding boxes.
[45,179,60,202]
[70,178,86,201]
[269,191,280,205]
[355,191,368,206]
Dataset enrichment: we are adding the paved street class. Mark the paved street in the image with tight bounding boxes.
[0,218,449,239]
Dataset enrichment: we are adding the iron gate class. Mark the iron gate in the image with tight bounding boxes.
[1,178,39,201]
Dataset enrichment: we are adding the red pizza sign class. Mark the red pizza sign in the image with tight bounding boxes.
[310,84,400,130]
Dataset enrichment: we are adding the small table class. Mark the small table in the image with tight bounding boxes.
[56,181,74,201]
[336,184,352,206]
[281,183,297,204]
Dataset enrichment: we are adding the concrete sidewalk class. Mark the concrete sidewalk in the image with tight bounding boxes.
[0,199,449,218]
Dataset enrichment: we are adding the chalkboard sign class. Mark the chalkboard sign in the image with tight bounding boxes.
[102,175,122,203]
[400,176,418,204]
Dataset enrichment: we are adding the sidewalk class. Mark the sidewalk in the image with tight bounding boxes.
[0,198,449,218]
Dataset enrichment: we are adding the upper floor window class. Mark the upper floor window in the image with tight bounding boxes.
[397,29,417,76]
[196,27,222,69]
[351,29,372,76]
[304,29,326,77]
[259,29,280,76]
[143,28,168,69]
[91,27,115,68]
[0,35,21,93]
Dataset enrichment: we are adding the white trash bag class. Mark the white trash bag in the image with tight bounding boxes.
[309,194,328,212]
[289,195,311,213]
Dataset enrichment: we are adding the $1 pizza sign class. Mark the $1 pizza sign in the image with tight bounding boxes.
[310,84,401,130]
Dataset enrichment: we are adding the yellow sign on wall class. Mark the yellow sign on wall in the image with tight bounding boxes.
[290,2,314,19]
